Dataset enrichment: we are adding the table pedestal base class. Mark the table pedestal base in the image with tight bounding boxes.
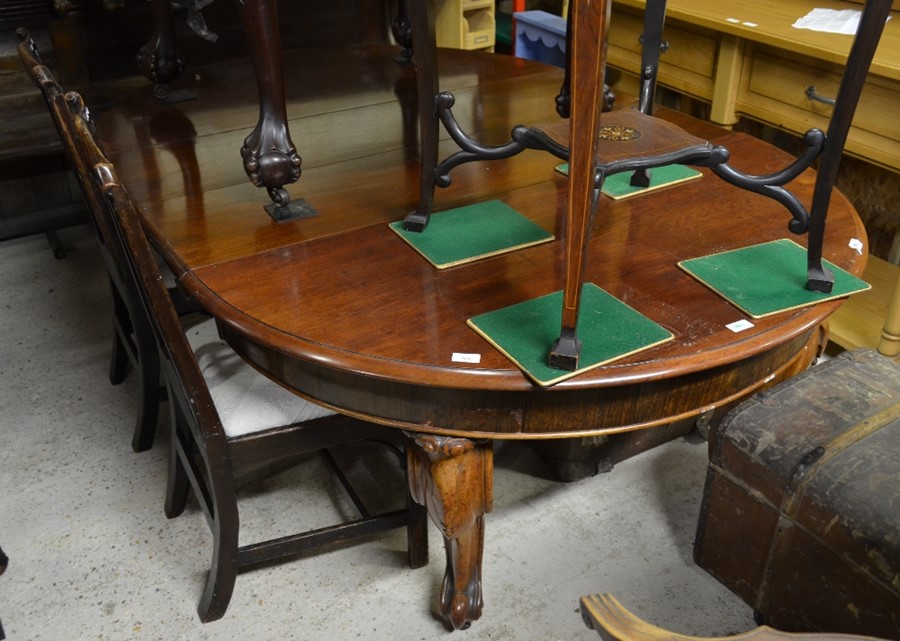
[407,434,493,630]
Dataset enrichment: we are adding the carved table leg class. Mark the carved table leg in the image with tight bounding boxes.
[407,434,494,630]
[392,0,414,62]
[137,0,184,92]
[235,0,311,221]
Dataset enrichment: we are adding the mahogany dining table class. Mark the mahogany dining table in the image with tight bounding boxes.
[91,44,867,630]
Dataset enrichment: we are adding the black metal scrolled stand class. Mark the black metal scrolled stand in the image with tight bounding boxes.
[706,0,892,292]
[704,128,827,235]
[433,93,530,187]
[401,0,889,350]
[800,0,892,292]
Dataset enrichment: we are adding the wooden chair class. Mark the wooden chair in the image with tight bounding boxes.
[57,88,429,622]
[15,27,201,452]
[580,593,889,641]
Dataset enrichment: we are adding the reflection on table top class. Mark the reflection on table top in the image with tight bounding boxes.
[92,45,867,436]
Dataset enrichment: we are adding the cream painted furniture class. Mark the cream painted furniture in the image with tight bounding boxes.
[435,0,496,51]
[607,0,899,357]
[608,0,900,173]
[828,255,900,357]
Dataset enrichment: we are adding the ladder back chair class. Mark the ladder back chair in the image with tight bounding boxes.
[15,28,199,452]
[61,91,428,622]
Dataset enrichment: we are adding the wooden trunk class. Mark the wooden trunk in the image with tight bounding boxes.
[694,349,900,639]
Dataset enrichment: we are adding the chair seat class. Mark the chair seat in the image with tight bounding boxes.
[185,318,336,438]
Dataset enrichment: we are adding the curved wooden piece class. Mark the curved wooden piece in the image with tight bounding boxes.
[407,434,493,630]
[136,0,184,86]
[234,0,301,196]
[580,593,889,641]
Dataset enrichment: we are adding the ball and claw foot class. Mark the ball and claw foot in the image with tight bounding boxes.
[240,124,302,191]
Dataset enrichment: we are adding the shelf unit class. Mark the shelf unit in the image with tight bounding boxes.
[435,0,496,51]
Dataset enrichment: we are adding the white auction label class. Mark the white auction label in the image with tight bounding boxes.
[726,319,755,333]
[452,352,482,364]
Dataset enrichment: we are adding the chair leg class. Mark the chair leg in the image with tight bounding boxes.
[406,481,430,569]
[165,451,189,519]
[197,505,240,622]
[165,405,190,518]
[131,345,160,452]
[108,330,129,385]
[108,287,130,385]
[44,229,66,259]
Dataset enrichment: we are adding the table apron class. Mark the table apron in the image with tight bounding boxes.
[219,323,820,439]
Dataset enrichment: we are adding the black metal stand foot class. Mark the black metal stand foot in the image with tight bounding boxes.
[403,210,429,232]
[807,272,835,293]
[548,328,582,371]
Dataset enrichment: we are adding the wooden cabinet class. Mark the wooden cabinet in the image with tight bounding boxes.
[435,0,496,51]
[609,0,900,173]
[606,0,900,357]
[736,43,900,171]
[607,4,718,101]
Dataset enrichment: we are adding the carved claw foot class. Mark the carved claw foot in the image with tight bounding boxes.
[240,120,301,192]
[136,0,183,87]
[136,45,184,87]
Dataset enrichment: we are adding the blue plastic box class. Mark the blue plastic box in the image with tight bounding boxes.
[513,10,567,68]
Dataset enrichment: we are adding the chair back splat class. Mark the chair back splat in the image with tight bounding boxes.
[15,27,204,452]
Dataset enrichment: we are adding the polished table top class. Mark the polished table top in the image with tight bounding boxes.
[92,44,866,628]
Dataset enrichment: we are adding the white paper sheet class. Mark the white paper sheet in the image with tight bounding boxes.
[792,8,866,34]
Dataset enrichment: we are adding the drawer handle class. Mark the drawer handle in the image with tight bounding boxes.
[638,34,670,53]
[805,85,836,106]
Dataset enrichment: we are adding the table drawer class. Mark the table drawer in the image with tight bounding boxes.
[737,44,900,171]
[607,6,717,100]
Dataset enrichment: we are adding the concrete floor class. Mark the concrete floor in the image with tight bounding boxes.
[0,225,757,640]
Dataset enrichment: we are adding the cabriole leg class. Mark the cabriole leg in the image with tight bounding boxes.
[407,433,493,630]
